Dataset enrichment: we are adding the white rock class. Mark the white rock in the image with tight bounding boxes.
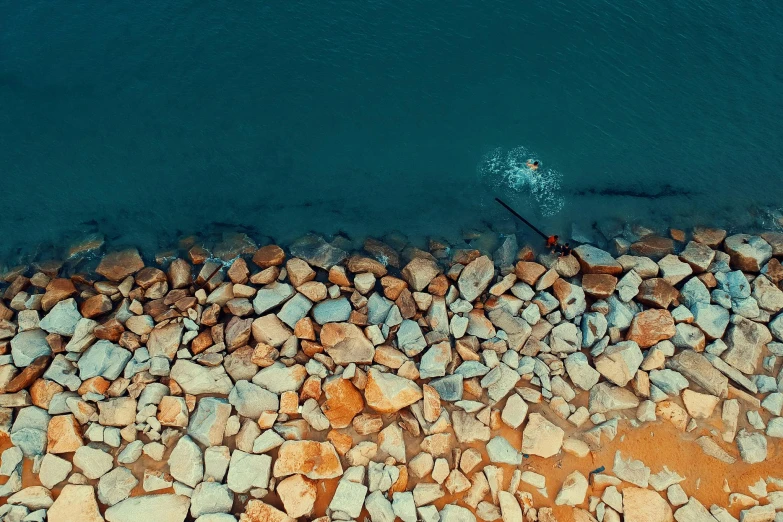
[330,479,368,519]
[226,451,271,493]
[169,435,204,488]
[190,482,234,519]
[555,471,588,506]
[38,453,72,489]
[72,446,114,480]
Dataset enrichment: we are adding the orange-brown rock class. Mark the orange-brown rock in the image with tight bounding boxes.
[188,245,210,265]
[763,258,783,284]
[299,376,322,402]
[240,500,296,522]
[135,267,166,289]
[627,309,676,348]
[636,278,679,309]
[423,384,441,423]
[30,379,63,409]
[41,278,78,312]
[327,430,354,456]
[352,413,384,435]
[692,227,727,248]
[581,273,618,299]
[630,235,674,260]
[47,414,84,454]
[66,233,105,260]
[365,368,422,413]
[389,465,409,495]
[3,355,50,393]
[364,238,400,268]
[346,256,387,277]
[293,317,316,340]
[157,396,189,427]
[373,345,409,369]
[321,378,364,429]
[227,257,250,284]
[279,391,299,415]
[286,258,316,287]
[252,245,286,268]
[168,259,193,289]
[320,323,375,365]
[395,289,417,319]
[380,276,408,301]
[427,274,450,297]
[670,228,686,242]
[96,248,145,281]
[78,377,110,396]
[276,474,317,519]
[94,319,124,342]
[515,261,547,285]
[80,294,113,319]
[272,440,344,479]
[300,341,323,358]
[251,343,279,367]
[297,281,327,302]
[452,249,481,266]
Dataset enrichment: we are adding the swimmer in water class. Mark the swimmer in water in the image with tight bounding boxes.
[526,159,540,171]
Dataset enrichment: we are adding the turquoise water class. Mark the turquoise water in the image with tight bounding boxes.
[1,1,782,260]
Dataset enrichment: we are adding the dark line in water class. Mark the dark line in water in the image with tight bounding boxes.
[571,184,698,199]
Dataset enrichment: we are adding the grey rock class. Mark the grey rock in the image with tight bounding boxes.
[252,362,306,393]
[228,380,279,419]
[367,293,394,324]
[39,299,81,336]
[366,490,396,522]
[692,303,730,339]
[458,256,495,302]
[0,447,22,477]
[668,350,729,397]
[42,355,81,391]
[312,298,352,324]
[169,436,204,488]
[226,450,271,493]
[10,330,51,368]
[617,270,643,302]
[581,312,608,348]
[204,446,231,483]
[480,363,520,401]
[486,436,522,465]
[252,282,294,315]
[330,479,368,519]
[188,397,232,447]
[98,467,138,506]
[736,429,767,464]
[289,234,348,269]
[77,340,132,381]
[649,369,689,396]
[565,352,600,391]
[673,497,718,522]
[429,375,463,402]
[589,382,640,414]
[419,342,451,379]
[716,270,751,299]
[607,295,635,330]
[277,293,312,328]
[104,494,190,522]
[170,360,233,395]
[396,320,427,357]
[72,446,113,479]
[723,318,772,374]
[117,440,144,464]
[190,482,233,519]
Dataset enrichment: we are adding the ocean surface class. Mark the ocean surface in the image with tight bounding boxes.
[1,1,782,262]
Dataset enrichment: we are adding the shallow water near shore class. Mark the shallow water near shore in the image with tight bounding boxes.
[1,1,783,264]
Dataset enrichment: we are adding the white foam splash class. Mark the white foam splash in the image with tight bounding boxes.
[479,145,565,217]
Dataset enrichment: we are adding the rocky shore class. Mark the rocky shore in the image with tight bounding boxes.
[0,225,782,522]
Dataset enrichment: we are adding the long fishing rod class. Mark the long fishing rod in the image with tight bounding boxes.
[494,197,548,240]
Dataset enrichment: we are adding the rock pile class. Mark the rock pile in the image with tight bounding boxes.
[0,228,782,521]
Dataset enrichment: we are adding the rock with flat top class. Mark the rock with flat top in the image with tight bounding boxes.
[171,360,233,395]
[169,435,204,488]
[329,479,368,519]
[613,451,650,488]
[723,318,772,375]
[458,256,494,302]
[521,413,564,458]
[48,485,104,522]
[623,487,673,522]
[673,497,717,522]
[573,245,623,275]
[98,467,138,507]
[273,441,343,479]
[365,369,422,413]
[589,382,640,413]
[188,397,232,447]
[555,471,588,506]
[736,429,767,464]
[227,450,271,493]
[239,500,294,522]
[96,248,145,281]
[11,329,52,368]
[289,234,347,269]
[595,341,643,386]
[724,234,772,272]
[667,349,728,398]
[105,494,190,522]
[627,309,675,348]
[320,322,375,364]
[73,446,113,479]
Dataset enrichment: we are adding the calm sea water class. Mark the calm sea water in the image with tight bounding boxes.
[1,1,782,261]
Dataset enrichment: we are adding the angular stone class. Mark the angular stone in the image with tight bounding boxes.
[402,257,440,292]
[105,494,190,522]
[169,435,204,487]
[39,299,81,337]
[673,497,716,522]
[658,254,693,285]
[623,487,673,522]
[289,235,347,270]
[458,256,494,302]
[329,479,368,518]
[98,467,138,507]
[229,380,279,419]
[521,413,564,458]
[613,451,650,487]
[273,441,343,479]
[77,340,131,381]
[691,303,730,340]
[170,360,233,395]
[589,382,640,414]
[636,279,679,309]
[724,234,772,272]
[627,309,675,348]
[320,322,374,364]
[227,450,271,493]
[552,278,586,320]
[365,368,422,413]
[595,341,643,386]
[252,282,294,315]
[96,248,145,281]
[47,414,83,454]
[321,378,364,429]
[277,474,316,518]
[73,446,114,479]
[723,318,772,374]
[667,349,728,398]
[555,471,588,506]
[630,236,674,260]
[582,273,617,299]
[573,245,622,275]
[11,329,51,368]
[680,241,715,273]
[48,485,103,522]
[188,397,232,447]
[736,429,767,464]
